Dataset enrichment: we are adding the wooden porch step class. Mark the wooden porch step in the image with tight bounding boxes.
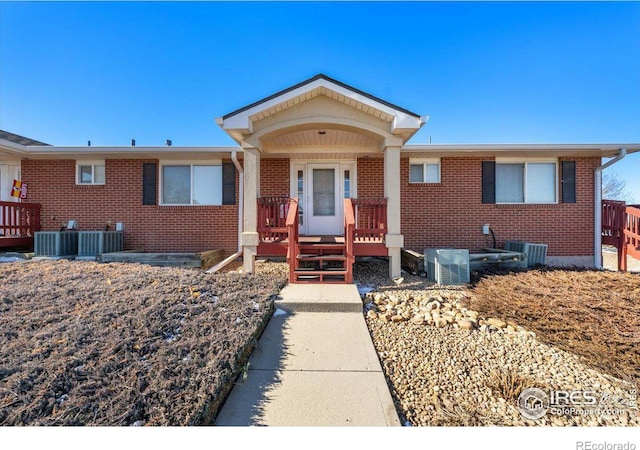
[293,269,350,284]
[295,266,348,272]
[297,254,347,262]
[294,277,349,284]
[298,244,345,252]
[294,268,349,275]
[294,238,350,282]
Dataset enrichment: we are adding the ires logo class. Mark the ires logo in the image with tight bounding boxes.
[518,388,635,420]
[549,390,597,406]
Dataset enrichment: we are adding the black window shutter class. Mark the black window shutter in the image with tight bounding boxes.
[482,161,496,204]
[562,160,576,203]
[222,163,236,205]
[142,163,157,205]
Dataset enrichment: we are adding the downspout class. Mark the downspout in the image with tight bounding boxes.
[207,149,244,273]
[594,148,627,269]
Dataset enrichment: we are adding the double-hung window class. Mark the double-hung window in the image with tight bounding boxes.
[409,158,441,183]
[76,161,105,185]
[495,159,557,204]
[161,163,222,205]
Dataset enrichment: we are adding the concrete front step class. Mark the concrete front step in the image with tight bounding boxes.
[274,284,363,312]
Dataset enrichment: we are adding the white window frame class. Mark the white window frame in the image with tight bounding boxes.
[76,160,105,185]
[409,158,441,183]
[160,160,223,206]
[495,157,559,204]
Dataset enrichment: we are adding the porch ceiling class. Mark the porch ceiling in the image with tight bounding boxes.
[263,127,380,149]
[260,126,382,158]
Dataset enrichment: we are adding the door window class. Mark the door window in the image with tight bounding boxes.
[312,168,335,216]
[297,169,304,225]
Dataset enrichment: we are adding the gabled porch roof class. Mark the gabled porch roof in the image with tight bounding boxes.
[223,73,421,120]
[218,74,428,146]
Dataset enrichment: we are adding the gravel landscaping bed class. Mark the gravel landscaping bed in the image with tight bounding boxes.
[0,260,286,426]
[467,268,640,384]
[355,258,640,427]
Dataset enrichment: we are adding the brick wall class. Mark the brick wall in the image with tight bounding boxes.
[21,159,239,253]
[23,155,598,257]
[260,158,290,196]
[357,158,385,198]
[358,156,600,256]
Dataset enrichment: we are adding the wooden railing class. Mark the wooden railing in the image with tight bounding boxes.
[602,199,640,271]
[602,199,626,246]
[257,196,291,243]
[624,205,640,265]
[0,201,42,248]
[344,199,355,277]
[285,198,299,283]
[352,198,387,242]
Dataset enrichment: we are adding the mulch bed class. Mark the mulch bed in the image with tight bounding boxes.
[0,260,286,426]
[465,268,640,384]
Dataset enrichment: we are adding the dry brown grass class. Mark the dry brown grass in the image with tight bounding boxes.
[432,399,505,426]
[465,268,640,384]
[486,367,542,403]
[0,260,286,426]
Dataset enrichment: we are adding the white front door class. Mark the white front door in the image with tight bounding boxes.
[291,161,356,236]
[0,164,20,229]
[0,164,16,202]
[308,164,341,235]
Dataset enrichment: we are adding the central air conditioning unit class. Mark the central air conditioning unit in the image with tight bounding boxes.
[425,248,470,285]
[34,231,79,257]
[504,241,548,267]
[78,230,124,257]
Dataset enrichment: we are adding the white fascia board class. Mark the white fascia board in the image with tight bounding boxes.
[24,145,240,154]
[223,78,420,132]
[21,145,242,160]
[392,112,423,133]
[0,138,29,156]
[495,156,558,163]
[402,143,640,156]
[222,115,253,134]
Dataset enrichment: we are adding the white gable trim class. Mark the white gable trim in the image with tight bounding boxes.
[221,77,424,135]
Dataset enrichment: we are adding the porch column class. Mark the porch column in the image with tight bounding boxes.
[242,146,261,274]
[384,144,404,279]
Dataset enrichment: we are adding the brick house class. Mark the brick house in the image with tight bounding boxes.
[1,75,638,281]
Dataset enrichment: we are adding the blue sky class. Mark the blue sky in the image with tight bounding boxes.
[1,1,639,199]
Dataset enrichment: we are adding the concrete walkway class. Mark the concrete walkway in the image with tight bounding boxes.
[214,284,400,426]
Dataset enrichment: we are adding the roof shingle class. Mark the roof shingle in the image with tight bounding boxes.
[0,130,49,146]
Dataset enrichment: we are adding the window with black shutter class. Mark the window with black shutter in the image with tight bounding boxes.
[222,163,236,205]
[561,161,576,203]
[482,161,496,204]
[142,163,157,205]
